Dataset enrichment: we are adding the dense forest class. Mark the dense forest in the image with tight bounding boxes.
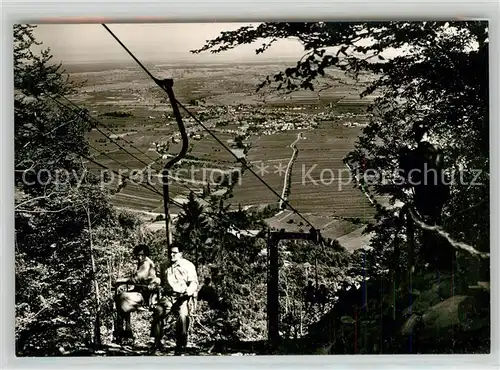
[15,21,490,356]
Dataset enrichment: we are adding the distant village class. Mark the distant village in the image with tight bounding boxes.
[154,104,370,150]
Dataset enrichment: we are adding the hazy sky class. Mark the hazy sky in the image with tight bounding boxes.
[33,23,306,64]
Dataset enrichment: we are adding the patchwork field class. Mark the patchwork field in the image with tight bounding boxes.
[232,121,374,220]
[68,61,377,231]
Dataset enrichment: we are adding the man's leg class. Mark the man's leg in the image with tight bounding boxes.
[151,297,173,350]
[151,304,167,349]
[114,295,126,342]
[124,312,134,339]
[175,298,190,354]
[116,292,143,340]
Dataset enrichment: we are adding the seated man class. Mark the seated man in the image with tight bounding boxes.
[113,244,160,342]
[151,246,198,355]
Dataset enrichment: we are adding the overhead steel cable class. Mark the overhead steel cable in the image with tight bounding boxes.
[53,94,204,200]
[48,94,200,197]
[55,95,167,163]
[174,99,316,230]
[79,147,184,208]
[101,23,318,232]
[55,93,201,196]
[47,94,160,167]
[48,95,196,207]
[53,93,162,163]
[71,140,183,208]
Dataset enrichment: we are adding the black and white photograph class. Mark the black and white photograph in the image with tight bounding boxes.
[14,21,490,357]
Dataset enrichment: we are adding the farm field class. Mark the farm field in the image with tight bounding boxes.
[232,122,375,220]
[287,124,375,220]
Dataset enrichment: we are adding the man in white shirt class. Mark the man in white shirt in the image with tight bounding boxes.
[151,246,198,354]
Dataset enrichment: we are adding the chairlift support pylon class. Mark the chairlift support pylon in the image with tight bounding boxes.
[267,227,323,347]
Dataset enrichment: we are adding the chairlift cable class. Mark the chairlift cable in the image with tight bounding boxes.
[101,23,317,232]
[49,94,199,197]
[54,93,159,163]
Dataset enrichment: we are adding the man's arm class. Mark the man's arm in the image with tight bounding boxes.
[114,277,129,285]
[184,262,199,296]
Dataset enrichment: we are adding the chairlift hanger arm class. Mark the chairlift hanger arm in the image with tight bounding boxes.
[153,82,189,251]
[101,24,189,170]
[155,78,189,170]
[102,25,188,249]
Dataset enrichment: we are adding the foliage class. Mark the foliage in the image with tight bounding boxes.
[193,21,490,353]
[169,190,268,340]
[193,20,490,274]
[13,24,151,355]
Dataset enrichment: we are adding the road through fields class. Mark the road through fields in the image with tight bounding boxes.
[279,132,303,209]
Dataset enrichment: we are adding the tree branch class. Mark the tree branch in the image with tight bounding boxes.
[16,202,83,214]
[15,191,58,209]
[408,207,489,259]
